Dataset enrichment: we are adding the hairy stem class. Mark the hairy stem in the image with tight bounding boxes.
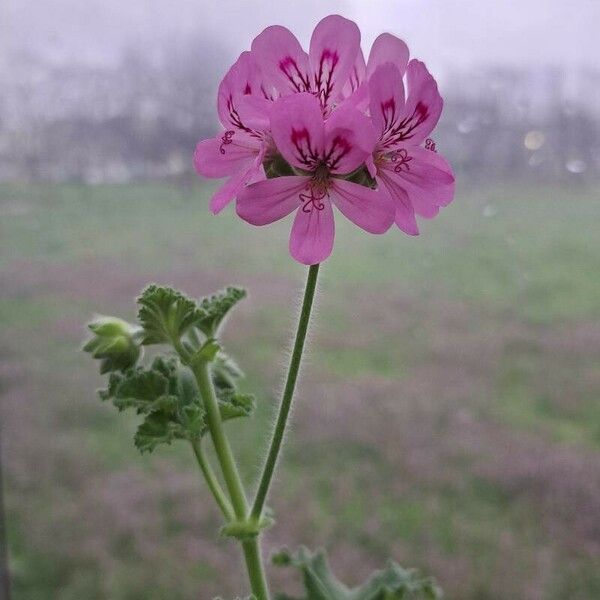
[190,439,234,521]
[251,264,320,521]
[193,361,248,518]
[242,539,270,600]
[192,361,270,600]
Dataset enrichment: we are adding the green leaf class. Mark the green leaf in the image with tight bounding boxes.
[190,338,221,366]
[137,285,202,345]
[216,388,255,422]
[195,286,246,337]
[97,353,253,453]
[112,367,174,413]
[212,352,244,391]
[272,547,443,600]
[134,411,182,453]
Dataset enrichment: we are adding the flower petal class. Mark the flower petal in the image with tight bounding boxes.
[330,179,394,234]
[235,95,272,131]
[380,146,454,220]
[218,52,269,132]
[251,25,311,95]
[236,175,310,225]
[366,33,409,78]
[393,146,454,197]
[341,47,366,99]
[398,59,443,146]
[368,63,406,141]
[270,93,325,171]
[193,135,257,178]
[324,103,377,174]
[377,175,419,235]
[289,199,335,265]
[209,152,266,214]
[309,14,361,110]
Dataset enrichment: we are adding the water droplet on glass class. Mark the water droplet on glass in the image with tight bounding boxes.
[566,159,586,174]
[524,130,545,151]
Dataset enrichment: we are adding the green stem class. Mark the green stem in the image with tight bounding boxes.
[190,439,234,521]
[251,264,320,521]
[193,361,248,518]
[192,360,270,600]
[242,539,270,600]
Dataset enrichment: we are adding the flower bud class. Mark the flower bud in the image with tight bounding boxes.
[83,316,142,374]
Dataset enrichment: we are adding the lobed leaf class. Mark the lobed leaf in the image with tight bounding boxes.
[216,388,256,422]
[98,355,254,453]
[272,547,442,600]
[194,286,247,337]
[137,285,202,345]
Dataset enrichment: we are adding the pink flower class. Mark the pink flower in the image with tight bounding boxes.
[250,15,360,114]
[367,60,455,234]
[236,93,394,265]
[193,14,455,264]
[193,52,273,214]
[342,32,410,107]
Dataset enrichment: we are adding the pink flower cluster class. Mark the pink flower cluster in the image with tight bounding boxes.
[194,15,455,265]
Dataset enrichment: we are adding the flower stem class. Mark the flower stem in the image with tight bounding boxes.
[192,360,270,600]
[251,264,320,521]
[242,538,270,600]
[190,439,234,521]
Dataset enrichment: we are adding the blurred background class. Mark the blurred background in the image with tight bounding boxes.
[1,1,599,598]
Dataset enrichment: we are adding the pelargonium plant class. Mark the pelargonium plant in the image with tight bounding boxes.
[84,14,454,600]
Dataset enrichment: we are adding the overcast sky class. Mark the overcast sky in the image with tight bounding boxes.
[2,0,599,75]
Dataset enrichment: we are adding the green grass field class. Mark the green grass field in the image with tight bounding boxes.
[1,180,599,599]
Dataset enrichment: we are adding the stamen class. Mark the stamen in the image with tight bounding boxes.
[425,138,437,152]
[299,186,327,213]
[219,130,235,154]
[390,148,412,173]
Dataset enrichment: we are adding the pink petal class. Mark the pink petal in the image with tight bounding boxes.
[309,15,361,110]
[217,52,269,132]
[377,171,419,235]
[366,33,409,78]
[330,179,394,234]
[379,146,454,219]
[324,103,377,174]
[236,95,272,131]
[289,199,335,265]
[209,152,265,214]
[341,48,366,99]
[251,25,311,95]
[368,63,406,141]
[193,135,257,178]
[398,59,443,146]
[393,146,454,198]
[270,93,325,171]
[236,175,310,225]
